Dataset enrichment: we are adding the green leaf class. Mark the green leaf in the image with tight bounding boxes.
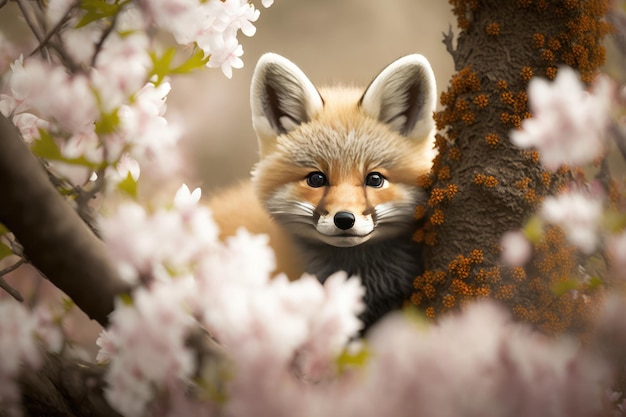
[76,0,121,28]
[117,292,133,306]
[587,276,603,291]
[32,129,64,160]
[61,297,76,313]
[31,129,100,168]
[523,215,544,244]
[95,108,120,135]
[171,48,210,75]
[117,171,138,199]
[0,241,13,262]
[552,279,580,296]
[149,48,177,86]
[603,209,626,233]
[0,223,8,236]
[336,344,369,375]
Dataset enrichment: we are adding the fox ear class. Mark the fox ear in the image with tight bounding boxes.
[250,53,324,155]
[360,54,437,141]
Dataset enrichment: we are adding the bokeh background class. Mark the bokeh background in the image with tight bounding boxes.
[169,1,456,194]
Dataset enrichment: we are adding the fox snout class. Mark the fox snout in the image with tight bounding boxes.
[333,211,355,230]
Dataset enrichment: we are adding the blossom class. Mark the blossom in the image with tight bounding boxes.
[100,188,219,283]
[510,67,613,171]
[137,0,266,78]
[331,301,609,417]
[540,190,602,254]
[500,230,532,266]
[99,281,197,417]
[0,300,62,413]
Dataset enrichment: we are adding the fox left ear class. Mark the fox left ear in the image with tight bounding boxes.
[250,53,324,156]
[360,54,437,141]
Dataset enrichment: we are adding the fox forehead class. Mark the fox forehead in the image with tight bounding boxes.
[272,87,430,174]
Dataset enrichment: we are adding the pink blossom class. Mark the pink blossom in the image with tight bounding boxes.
[511,67,613,171]
[100,282,197,417]
[331,301,609,417]
[540,190,602,254]
[0,300,62,413]
[10,112,49,143]
[500,230,532,266]
[101,189,219,284]
[91,32,151,112]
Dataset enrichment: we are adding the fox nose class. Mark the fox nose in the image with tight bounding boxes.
[334,211,355,230]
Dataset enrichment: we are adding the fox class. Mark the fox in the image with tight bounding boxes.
[209,53,437,329]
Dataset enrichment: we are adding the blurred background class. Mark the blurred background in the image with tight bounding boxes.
[169,1,456,194]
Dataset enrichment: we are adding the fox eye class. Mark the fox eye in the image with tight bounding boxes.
[306,171,328,188]
[365,172,385,188]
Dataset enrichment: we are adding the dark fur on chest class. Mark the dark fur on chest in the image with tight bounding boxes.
[298,233,423,330]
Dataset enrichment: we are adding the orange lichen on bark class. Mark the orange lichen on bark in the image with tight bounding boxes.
[438,166,451,181]
[414,0,609,335]
[442,294,457,309]
[474,173,499,188]
[431,209,445,225]
[448,147,462,161]
[485,133,499,147]
[416,173,432,189]
[521,66,534,82]
[449,254,472,279]
[486,22,501,36]
[473,94,489,108]
[512,266,527,282]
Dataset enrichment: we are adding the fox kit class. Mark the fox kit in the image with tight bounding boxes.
[209,53,437,328]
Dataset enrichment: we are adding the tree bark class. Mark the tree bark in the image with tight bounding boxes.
[411,0,610,334]
[0,114,131,328]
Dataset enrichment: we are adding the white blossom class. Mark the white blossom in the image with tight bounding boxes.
[500,230,532,266]
[540,190,602,254]
[511,67,613,171]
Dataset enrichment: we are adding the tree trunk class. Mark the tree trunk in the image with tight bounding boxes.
[411,0,611,334]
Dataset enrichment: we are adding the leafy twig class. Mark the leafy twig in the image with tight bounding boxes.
[0,258,25,302]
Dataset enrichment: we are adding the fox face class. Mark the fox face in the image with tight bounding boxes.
[250,53,437,248]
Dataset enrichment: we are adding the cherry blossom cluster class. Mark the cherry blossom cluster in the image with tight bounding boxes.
[511,66,613,171]
[0,0,273,188]
[139,0,273,78]
[97,184,365,416]
[0,299,62,416]
[503,67,622,264]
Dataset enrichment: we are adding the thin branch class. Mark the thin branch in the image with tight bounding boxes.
[91,12,120,67]
[0,114,132,327]
[0,258,25,301]
[30,1,79,58]
[442,25,456,61]
[15,0,45,43]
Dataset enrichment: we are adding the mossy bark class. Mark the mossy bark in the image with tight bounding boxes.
[412,0,611,334]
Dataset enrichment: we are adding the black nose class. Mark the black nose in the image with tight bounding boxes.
[334,211,355,230]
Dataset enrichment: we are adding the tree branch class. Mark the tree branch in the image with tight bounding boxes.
[0,114,131,327]
[16,353,122,417]
[0,258,26,301]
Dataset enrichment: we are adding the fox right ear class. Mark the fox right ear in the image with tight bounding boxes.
[250,53,324,156]
[360,54,437,142]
